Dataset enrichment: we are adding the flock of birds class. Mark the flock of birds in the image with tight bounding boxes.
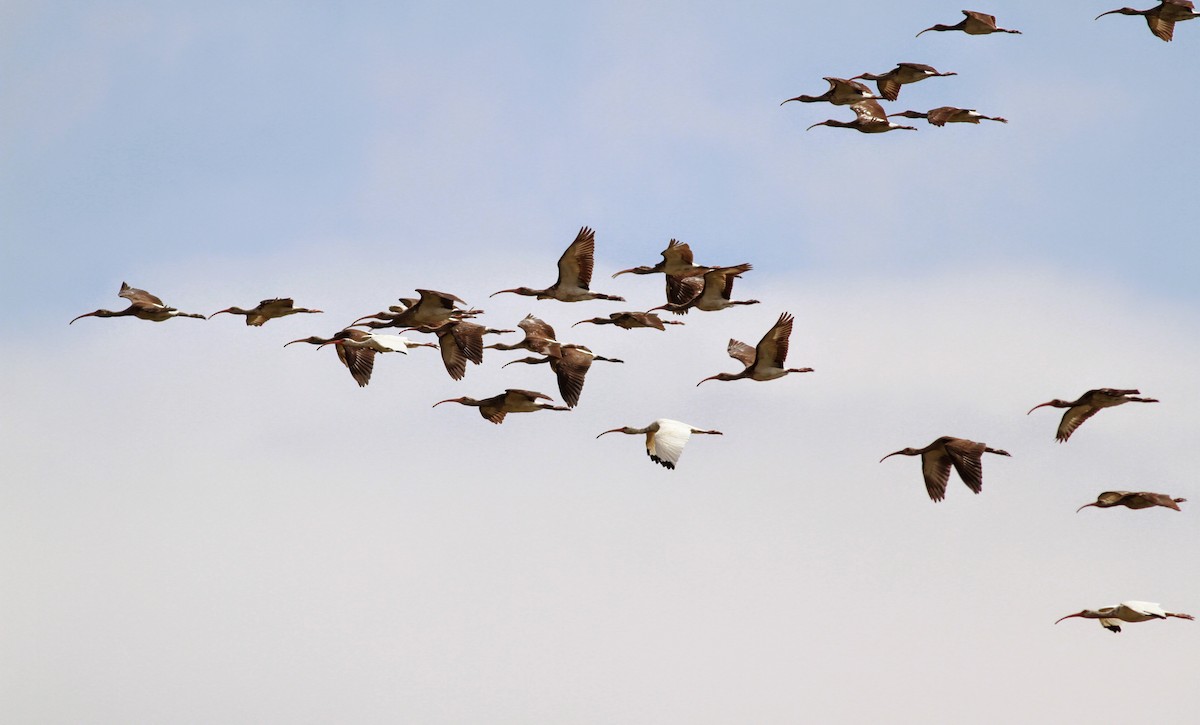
[69,7,1195,635]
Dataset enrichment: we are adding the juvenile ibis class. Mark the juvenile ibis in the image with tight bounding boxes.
[484,314,561,355]
[850,64,957,101]
[696,312,812,385]
[1055,601,1195,633]
[916,10,1022,37]
[1096,1,1198,42]
[888,107,1008,126]
[880,436,1011,502]
[407,320,513,380]
[491,226,624,302]
[1027,388,1159,442]
[611,238,739,306]
[433,389,569,424]
[209,298,323,326]
[352,289,477,329]
[649,265,758,315]
[503,345,624,408]
[70,282,206,324]
[781,77,883,106]
[284,329,376,387]
[1076,491,1186,512]
[572,311,685,330]
[596,419,723,470]
[806,100,918,134]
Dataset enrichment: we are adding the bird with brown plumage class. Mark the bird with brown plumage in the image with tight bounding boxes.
[70,282,206,324]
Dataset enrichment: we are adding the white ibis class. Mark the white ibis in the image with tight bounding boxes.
[209,298,323,326]
[1027,388,1159,442]
[502,345,623,408]
[880,436,1011,502]
[781,77,883,106]
[407,320,513,380]
[352,289,478,329]
[70,282,206,324]
[1077,491,1186,512]
[696,312,812,385]
[484,314,561,355]
[284,329,376,387]
[432,388,569,424]
[1096,1,1199,42]
[572,311,685,330]
[1055,601,1195,633]
[806,100,918,134]
[320,330,438,354]
[916,10,1022,37]
[888,107,1008,126]
[596,419,723,470]
[491,226,625,302]
[649,265,758,315]
[850,64,957,102]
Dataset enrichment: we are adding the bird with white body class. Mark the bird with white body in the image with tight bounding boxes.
[1055,601,1195,633]
[596,419,723,469]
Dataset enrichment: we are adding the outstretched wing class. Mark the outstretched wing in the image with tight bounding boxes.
[119,282,166,308]
[648,420,692,470]
[920,448,955,502]
[557,226,596,289]
[754,312,794,369]
[944,438,987,494]
[726,338,757,368]
[335,345,375,387]
[518,314,556,342]
[1057,404,1101,442]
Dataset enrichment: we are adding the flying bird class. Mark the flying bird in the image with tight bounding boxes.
[351,289,477,329]
[70,282,206,324]
[484,314,561,355]
[319,330,437,354]
[916,10,1022,37]
[806,100,918,134]
[432,389,569,424]
[1055,601,1195,633]
[1076,491,1186,512]
[650,265,758,315]
[209,298,323,326]
[696,312,812,385]
[502,345,623,408]
[888,107,1008,126]
[1095,1,1199,42]
[850,64,957,102]
[572,311,685,330]
[491,226,624,302]
[407,320,513,380]
[284,329,377,387]
[880,436,1011,502]
[1027,388,1159,442]
[596,419,723,469]
[611,239,742,307]
[781,77,883,106]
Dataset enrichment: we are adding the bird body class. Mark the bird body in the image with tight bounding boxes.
[596,418,722,469]
[697,312,812,384]
[1055,601,1195,633]
[492,227,624,302]
[209,298,323,326]
[889,107,1007,126]
[807,100,917,134]
[851,64,957,102]
[1077,491,1186,512]
[70,282,206,324]
[916,10,1022,37]
[782,77,882,106]
[880,436,1011,502]
[1096,1,1198,42]
[1027,388,1158,442]
[433,389,569,424]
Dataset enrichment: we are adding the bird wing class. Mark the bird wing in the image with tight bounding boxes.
[416,289,466,311]
[754,312,794,369]
[553,349,593,408]
[1117,601,1167,619]
[335,345,375,387]
[852,99,889,122]
[438,334,468,380]
[119,283,166,308]
[479,399,508,425]
[726,338,757,368]
[258,297,294,310]
[450,322,485,364]
[1098,619,1122,633]
[1056,404,1101,442]
[370,334,410,353]
[557,226,596,289]
[920,448,955,502]
[648,420,692,470]
[630,312,665,330]
[944,438,987,494]
[518,314,556,342]
[925,107,960,127]
[871,78,900,102]
[1147,15,1177,41]
[666,274,704,308]
[1135,492,1183,510]
[661,239,694,267]
[964,10,997,25]
[1096,491,1133,506]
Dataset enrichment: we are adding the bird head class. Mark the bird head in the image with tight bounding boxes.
[879,448,920,462]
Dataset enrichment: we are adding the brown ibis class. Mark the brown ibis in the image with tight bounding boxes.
[1027,388,1159,442]
[432,388,569,424]
[696,312,812,385]
[649,265,758,315]
[888,107,1008,126]
[491,226,625,302]
[850,64,957,102]
[70,282,206,324]
[284,329,376,387]
[483,314,561,355]
[209,298,323,326]
[572,311,685,330]
[407,320,513,380]
[1096,1,1198,42]
[806,100,918,134]
[1076,491,1186,512]
[880,436,1011,502]
[1055,602,1195,633]
[596,419,723,470]
[502,345,624,408]
[916,10,1022,37]
[781,77,883,106]
[352,289,477,329]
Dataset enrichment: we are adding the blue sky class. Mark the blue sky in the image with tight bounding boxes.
[4,2,1199,722]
